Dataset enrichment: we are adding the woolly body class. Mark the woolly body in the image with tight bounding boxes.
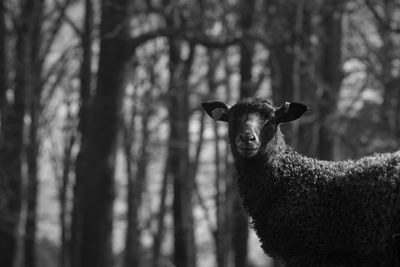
[235,131,400,266]
[202,98,400,266]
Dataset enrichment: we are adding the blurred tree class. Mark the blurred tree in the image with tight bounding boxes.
[265,0,344,160]
[70,0,94,266]
[24,1,81,266]
[315,0,344,160]
[58,98,76,267]
[233,0,257,266]
[201,49,232,267]
[0,1,80,266]
[77,0,94,138]
[72,0,133,266]
[0,0,9,262]
[0,0,31,266]
[222,52,237,267]
[24,1,45,266]
[124,85,153,267]
[152,158,170,267]
[264,0,298,146]
[208,50,230,267]
[165,3,197,265]
[0,0,6,119]
[365,0,400,140]
[123,84,140,267]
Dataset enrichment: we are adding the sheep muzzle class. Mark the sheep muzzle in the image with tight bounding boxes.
[235,127,261,158]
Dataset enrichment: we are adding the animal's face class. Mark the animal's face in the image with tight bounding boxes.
[227,103,275,157]
[202,98,308,158]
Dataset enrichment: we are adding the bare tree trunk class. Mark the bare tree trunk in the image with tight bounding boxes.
[315,1,343,160]
[70,0,94,266]
[78,0,94,137]
[396,93,400,140]
[124,90,152,267]
[56,94,77,267]
[291,0,305,151]
[59,129,75,267]
[266,1,304,152]
[223,138,235,267]
[269,43,295,104]
[265,0,318,156]
[167,22,196,266]
[205,50,232,267]
[373,0,400,142]
[24,1,45,266]
[162,3,197,267]
[0,0,32,265]
[152,158,170,267]
[214,122,230,267]
[72,0,133,266]
[265,1,296,148]
[233,0,256,266]
[123,86,139,267]
[25,95,39,267]
[0,0,6,120]
[239,0,256,98]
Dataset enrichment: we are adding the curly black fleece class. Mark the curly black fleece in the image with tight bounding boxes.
[229,104,400,266]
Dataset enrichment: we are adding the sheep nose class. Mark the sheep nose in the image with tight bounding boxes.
[240,132,256,143]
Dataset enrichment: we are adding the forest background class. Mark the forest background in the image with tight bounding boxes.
[0,0,399,267]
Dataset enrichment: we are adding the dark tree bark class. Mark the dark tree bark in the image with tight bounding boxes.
[169,42,196,267]
[124,89,152,267]
[264,0,297,103]
[265,0,297,146]
[70,0,94,266]
[239,0,256,98]
[373,0,400,140]
[269,45,295,104]
[315,0,344,160]
[123,87,139,267]
[59,126,75,267]
[206,51,230,267]
[0,0,6,120]
[24,2,45,267]
[0,0,33,266]
[233,1,257,266]
[166,6,197,264]
[78,0,94,137]
[72,0,133,266]
[54,93,77,267]
[25,91,40,267]
[265,0,320,156]
[363,0,400,142]
[151,158,170,267]
[214,121,232,267]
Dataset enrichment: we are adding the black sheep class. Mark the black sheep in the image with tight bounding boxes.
[202,97,400,267]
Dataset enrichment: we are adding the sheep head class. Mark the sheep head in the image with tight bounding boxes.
[202,98,308,158]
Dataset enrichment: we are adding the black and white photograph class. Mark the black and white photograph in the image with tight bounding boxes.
[0,0,399,266]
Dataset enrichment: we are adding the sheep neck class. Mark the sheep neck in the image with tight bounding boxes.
[233,128,289,213]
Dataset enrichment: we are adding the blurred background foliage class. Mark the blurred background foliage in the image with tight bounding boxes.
[0,0,399,267]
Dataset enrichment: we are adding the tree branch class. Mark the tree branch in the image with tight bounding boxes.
[42,45,76,85]
[365,0,400,33]
[185,32,242,48]
[62,11,82,37]
[41,0,79,64]
[127,28,243,56]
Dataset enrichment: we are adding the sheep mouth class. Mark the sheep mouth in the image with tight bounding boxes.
[236,146,260,157]
[237,147,258,151]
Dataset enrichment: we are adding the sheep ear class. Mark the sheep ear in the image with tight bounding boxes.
[275,102,308,124]
[201,101,231,122]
